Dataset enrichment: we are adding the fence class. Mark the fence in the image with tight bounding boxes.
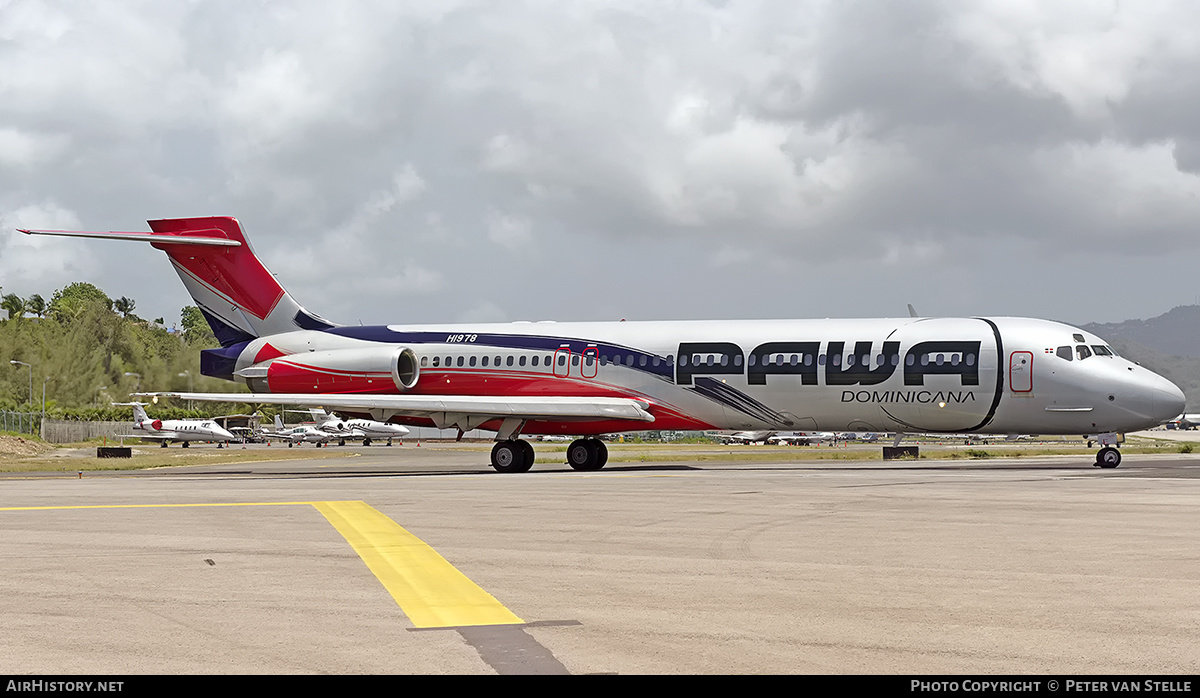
[40,419,127,444]
[1,411,40,436]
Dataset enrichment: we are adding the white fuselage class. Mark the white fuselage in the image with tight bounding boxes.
[217,316,1185,436]
[134,418,237,443]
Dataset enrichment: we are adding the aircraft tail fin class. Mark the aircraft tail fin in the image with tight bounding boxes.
[18,217,338,347]
[274,415,284,431]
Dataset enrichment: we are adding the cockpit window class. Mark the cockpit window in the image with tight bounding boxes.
[1056,346,1073,361]
[1072,334,1086,343]
[1092,345,1114,357]
[1076,345,1092,360]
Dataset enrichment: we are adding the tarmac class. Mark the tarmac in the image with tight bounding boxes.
[1,441,1198,675]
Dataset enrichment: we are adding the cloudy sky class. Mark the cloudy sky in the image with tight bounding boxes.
[2,0,1199,329]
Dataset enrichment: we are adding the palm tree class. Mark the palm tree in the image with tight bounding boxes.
[1,293,25,321]
[114,296,136,319]
[25,294,45,319]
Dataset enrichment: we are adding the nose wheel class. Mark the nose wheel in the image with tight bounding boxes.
[1094,446,1122,468]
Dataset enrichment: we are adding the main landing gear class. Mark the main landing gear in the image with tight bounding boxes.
[490,440,535,473]
[567,438,608,471]
[488,437,609,473]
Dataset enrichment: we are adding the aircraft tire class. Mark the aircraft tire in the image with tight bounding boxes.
[181,442,189,449]
[363,438,372,447]
[491,440,532,473]
[568,439,603,471]
[160,441,168,448]
[591,439,608,468]
[1096,447,1122,468]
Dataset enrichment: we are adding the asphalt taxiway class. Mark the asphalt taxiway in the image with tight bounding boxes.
[2,445,1199,674]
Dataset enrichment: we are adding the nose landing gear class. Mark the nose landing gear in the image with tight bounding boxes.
[1094,446,1122,468]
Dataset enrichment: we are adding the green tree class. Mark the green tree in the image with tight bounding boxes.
[114,296,137,319]
[180,305,216,345]
[25,294,45,318]
[1,293,26,322]
[48,282,112,322]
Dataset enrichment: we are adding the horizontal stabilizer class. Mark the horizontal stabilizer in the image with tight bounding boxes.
[18,229,241,247]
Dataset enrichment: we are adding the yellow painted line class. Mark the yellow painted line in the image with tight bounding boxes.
[313,500,523,629]
[0,500,523,629]
[0,501,316,511]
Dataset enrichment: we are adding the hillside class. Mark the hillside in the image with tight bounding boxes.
[1082,305,1200,359]
[1083,305,1200,410]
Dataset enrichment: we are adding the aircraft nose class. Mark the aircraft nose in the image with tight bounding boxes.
[1152,374,1187,425]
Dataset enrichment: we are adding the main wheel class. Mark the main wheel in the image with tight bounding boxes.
[491,440,532,473]
[568,439,604,471]
[363,438,372,446]
[181,442,189,449]
[1096,446,1122,468]
[591,439,608,468]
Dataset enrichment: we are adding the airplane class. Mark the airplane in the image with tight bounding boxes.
[19,217,1186,471]
[1166,413,1200,429]
[116,402,237,448]
[718,430,777,445]
[765,432,834,446]
[297,408,410,445]
[269,415,337,447]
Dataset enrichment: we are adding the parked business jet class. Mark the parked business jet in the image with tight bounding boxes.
[299,408,410,445]
[117,402,237,447]
[21,217,1185,471]
[718,430,777,445]
[269,415,336,447]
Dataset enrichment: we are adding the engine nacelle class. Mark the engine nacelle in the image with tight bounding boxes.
[242,346,420,394]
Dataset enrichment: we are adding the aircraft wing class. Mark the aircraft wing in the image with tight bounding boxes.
[139,392,656,434]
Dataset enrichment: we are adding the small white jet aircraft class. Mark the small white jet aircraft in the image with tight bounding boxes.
[21,217,1187,471]
[298,409,410,445]
[118,402,237,448]
[1166,413,1200,429]
[718,430,777,445]
[268,415,337,447]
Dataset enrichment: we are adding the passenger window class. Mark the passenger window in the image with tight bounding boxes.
[1076,346,1092,360]
[432,357,440,367]
[469,356,477,367]
[531,356,539,367]
[640,356,648,367]
[507,356,514,366]
[626,355,634,366]
[519,356,527,367]
[457,356,465,367]
[571,355,579,366]
[421,357,428,367]
[1056,346,1073,361]
[481,356,489,367]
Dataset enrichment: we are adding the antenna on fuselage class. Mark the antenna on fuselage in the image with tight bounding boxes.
[907,304,919,318]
